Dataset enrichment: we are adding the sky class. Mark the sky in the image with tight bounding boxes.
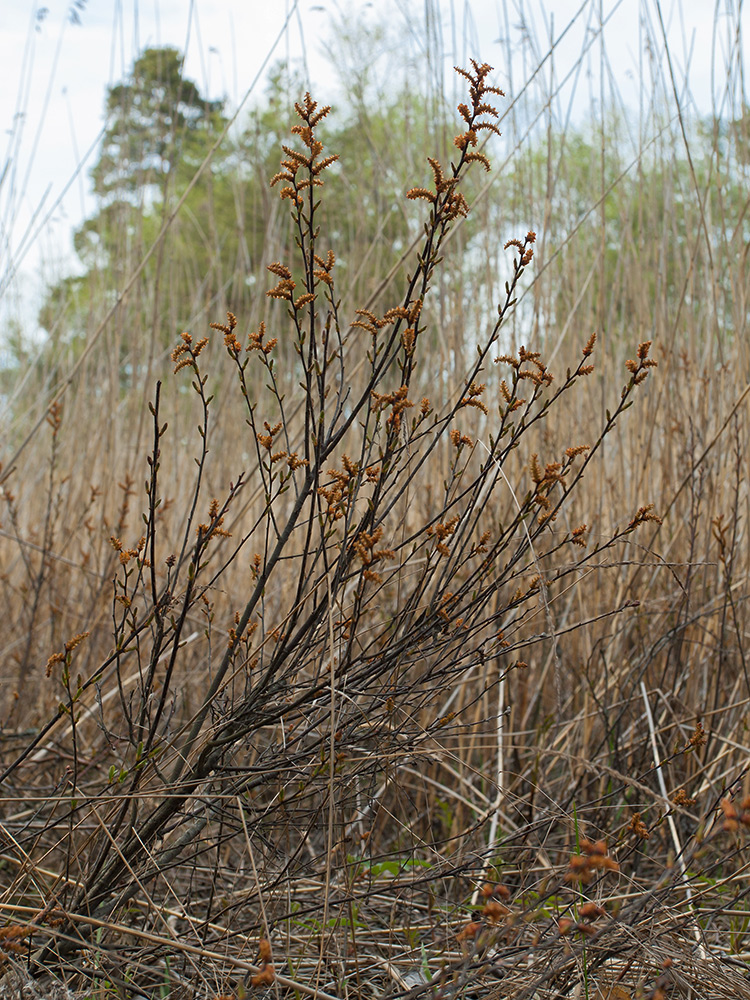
[0,0,746,330]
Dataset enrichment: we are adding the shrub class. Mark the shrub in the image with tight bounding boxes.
[8,61,741,1000]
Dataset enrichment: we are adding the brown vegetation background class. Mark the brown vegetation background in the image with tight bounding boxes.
[0,4,749,998]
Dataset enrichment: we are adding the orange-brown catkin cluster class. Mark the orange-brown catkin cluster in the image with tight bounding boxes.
[407,60,503,219]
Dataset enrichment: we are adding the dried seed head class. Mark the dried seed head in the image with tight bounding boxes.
[629,813,649,839]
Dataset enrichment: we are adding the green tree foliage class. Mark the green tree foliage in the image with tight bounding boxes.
[38,47,230,358]
[36,40,746,406]
[36,51,461,383]
[91,46,223,202]
[77,46,226,280]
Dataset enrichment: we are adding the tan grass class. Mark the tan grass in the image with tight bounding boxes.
[0,4,749,999]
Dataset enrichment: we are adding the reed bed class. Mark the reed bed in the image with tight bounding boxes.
[0,3,749,998]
